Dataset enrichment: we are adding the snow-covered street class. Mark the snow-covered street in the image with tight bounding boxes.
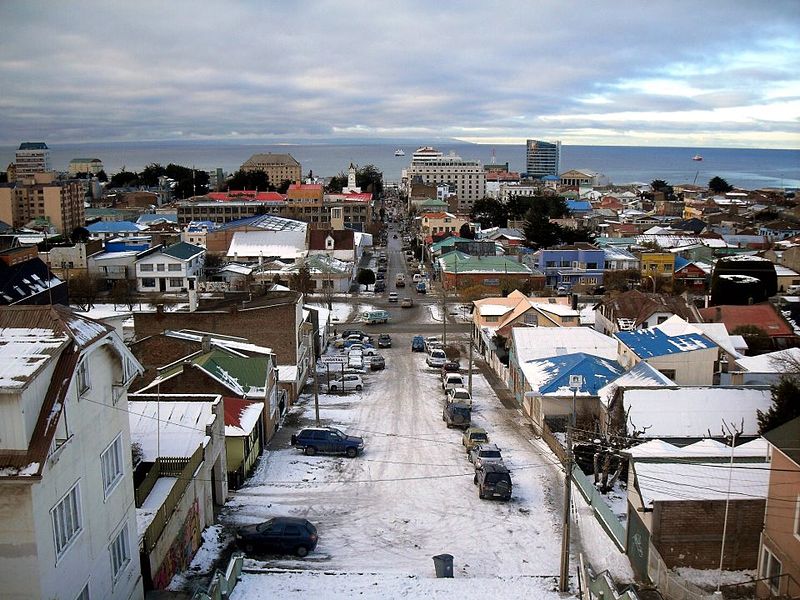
[217,333,573,593]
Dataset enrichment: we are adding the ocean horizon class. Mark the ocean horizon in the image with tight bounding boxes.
[1,140,798,191]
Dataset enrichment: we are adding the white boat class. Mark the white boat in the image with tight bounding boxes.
[394,149,405,157]
[692,154,703,161]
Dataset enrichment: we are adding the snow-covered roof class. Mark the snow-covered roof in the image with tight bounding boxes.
[520,353,624,396]
[627,437,768,459]
[512,327,617,363]
[656,315,744,358]
[530,302,580,318]
[277,365,299,383]
[220,263,253,275]
[634,461,769,505]
[480,304,514,317]
[597,362,673,408]
[616,328,717,359]
[224,397,264,437]
[164,330,273,355]
[128,400,215,461]
[735,347,800,373]
[619,387,772,438]
[227,230,306,260]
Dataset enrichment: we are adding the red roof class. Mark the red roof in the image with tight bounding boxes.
[223,397,262,432]
[288,183,322,191]
[421,212,449,219]
[208,191,285,202]
[326,193,372,203]
[699,304,795,338]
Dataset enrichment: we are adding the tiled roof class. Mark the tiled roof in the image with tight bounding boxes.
[308,229,355,250]
[699,304,795,338]
[616,328,717,359]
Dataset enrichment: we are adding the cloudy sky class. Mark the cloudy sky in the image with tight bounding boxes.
[1,1,798,148]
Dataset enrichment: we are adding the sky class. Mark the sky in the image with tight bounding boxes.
[0,1,798,148]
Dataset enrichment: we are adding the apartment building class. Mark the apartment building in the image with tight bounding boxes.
[240,152,301,185]
[14,141,51,179]
[407,146,485,211]
[68,157,104,176]
[0,305,144,600]
[525,139,560,179]
[0,171,85,234]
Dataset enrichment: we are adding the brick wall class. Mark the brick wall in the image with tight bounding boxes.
[129,335,200,389]
[442,271,541,291]
[133,302,299,364]
[652,499,765,570]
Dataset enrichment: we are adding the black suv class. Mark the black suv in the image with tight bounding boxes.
[236,517,318,557]
[377,333,392,348]
[291,427,364,457]
[474,463,512,501]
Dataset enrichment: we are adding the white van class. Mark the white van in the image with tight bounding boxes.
[412,273,423,283]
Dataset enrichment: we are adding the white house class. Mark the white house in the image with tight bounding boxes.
[0,305,144,600]
[135,241,205,293]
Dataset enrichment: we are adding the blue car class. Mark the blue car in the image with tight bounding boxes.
[411,335,425,352]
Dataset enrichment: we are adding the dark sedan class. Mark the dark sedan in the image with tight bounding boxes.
[236,517,318,557]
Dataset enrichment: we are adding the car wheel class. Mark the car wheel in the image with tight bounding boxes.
[479,489,486,500]
[305,446,317,456]
[296,545,309,558]
[473,474,478,485]
[355,385,363,391]
[345,446,358,458]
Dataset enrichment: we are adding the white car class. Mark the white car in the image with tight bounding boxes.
[424,336,441,353]
[469,443,504,469]
[328,374,364,392]
[442,373,464,392]
[348,355,364,370]
[388,292,399,303]
[426,348,447,368]
[447,387,472,408]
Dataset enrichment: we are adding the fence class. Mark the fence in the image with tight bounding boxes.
[140,445,204,555]
[647,541,716,600]
[571,464,627,552]
[192,553,244,600]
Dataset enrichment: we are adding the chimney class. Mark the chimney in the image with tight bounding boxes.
[715,306,722,321]
[201,335,212,353]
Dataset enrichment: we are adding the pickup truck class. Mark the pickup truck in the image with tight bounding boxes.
[291,427,364,458]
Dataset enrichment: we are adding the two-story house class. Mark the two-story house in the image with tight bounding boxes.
[528,243,606,290]
[0,305,144,600]
[416,212,467,243]
[135,242,205,293]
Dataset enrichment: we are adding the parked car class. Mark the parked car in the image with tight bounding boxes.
[442,373,464,392]
[400,297,413,308]
[361,347,378,356]
[291,426,364,457]
[447,387,472,407]
[347,354,363,370]
[370,355,385,370]
[388,292,399,303]
[377,265,387,273]
[342,329,367,340]
[328,374,363,392]
[235,517,318,557]
[469,443,504,469]
[442,402,471,429]
[462,427,489,454]
[395,274,406,287]
[374,281,386,293]
[416,282,427,294]
[474,463,512,501]
[411,335,426,352]
[424,336,440,352]
[412,273,423,283]
[426,348,447,368]
[377,333,392,348]
[440,361,460,379]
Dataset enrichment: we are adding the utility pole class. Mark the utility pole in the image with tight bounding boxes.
[716,423,738,593]
[467,326,474,396]
[560,375,582,593]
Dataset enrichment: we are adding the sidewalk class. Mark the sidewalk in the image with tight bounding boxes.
[474,358,518,410]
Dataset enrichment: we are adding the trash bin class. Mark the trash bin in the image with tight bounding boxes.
[432,553,454,578]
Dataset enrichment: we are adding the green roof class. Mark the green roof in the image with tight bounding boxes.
[161,349,270,397]
[438,252,532,274]
[417,197,448,206]
[431,236,471,252]
[163,242,205,261]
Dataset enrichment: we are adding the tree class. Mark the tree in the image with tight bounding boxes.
[289,264,314,295]
[708,176,733,194]
[96,169,108,182]
[109,170,139,188]
[604,269,641,292]
[523,209,562,249]
[649,179,675,201]
[69,274,100,310]
[226,169,272,191]
[276,179,293,194]
[757,377,800,434]
[140,163,166,187]
[357,268,376,291]
[357,164,384,198]
[459,223,475,239]
[325,172,348,193]
[110,279,136,310]
[559,226,594,245]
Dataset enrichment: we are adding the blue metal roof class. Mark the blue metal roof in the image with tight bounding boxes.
[566,200,592,212]
[136,213,177,224]
[86,221,141,233]
[615,328,717,359]
[523,352,624,395]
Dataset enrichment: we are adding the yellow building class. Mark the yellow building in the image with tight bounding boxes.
[241,152,302,185]
[0,172,85,234]
[640,252,675,279]
[417,211,467,241]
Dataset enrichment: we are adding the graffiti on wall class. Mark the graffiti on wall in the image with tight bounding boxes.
[151,499,201,589]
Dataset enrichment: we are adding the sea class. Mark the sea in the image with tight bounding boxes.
[1,140,798,191]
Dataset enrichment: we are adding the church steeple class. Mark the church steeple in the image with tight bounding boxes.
[347,163,357,190]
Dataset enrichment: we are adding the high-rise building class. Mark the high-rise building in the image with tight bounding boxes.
[15,142,51,179]
[525,139,561,179]
[0,172,85,234]
[406,146,485,212]
[240,153,302,186]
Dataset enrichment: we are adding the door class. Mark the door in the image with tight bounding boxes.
[282,524,303,552]
[159,278,166,292]
[261,522,284,553]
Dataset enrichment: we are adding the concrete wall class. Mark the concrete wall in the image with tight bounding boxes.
[645,347,717,385]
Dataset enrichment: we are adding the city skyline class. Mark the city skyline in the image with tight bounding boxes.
[0,1,798,149]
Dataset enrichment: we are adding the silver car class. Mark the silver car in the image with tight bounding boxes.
[469,443,504,469]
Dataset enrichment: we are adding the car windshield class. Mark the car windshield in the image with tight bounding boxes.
[472,434,488,442]
[481,450,502,458]
[452,406,470,417]
[453,391,469,399]
[485,473,511,484]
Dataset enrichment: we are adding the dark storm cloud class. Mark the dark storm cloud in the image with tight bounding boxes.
[0,0,798,147]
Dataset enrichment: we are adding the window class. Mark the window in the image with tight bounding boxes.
[142,278,156,288]
[156,263,165,272]
[760,546,782,594]
[484,315,499,323]
[524,312,539,325]
[51,482,82,559]
[657,316,668,325]
[169,278,183,287]
[659,369,676,379]
[109,524,131,581]
[101,435,124,497]
[76,361,90,395]
[140,264,154,272]
[168,264,181,272]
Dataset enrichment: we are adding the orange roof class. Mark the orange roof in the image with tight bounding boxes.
[421,212,448,219]
[288,183,322,191]
[699,304,795,338]
[208,191,285,202]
